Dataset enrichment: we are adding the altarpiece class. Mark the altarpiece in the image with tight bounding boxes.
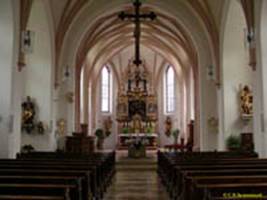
[116,60,158,149]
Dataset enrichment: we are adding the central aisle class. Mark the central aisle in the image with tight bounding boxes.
[104,151,169,200]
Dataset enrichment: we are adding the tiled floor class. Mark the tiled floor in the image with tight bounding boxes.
[104,151,169,200]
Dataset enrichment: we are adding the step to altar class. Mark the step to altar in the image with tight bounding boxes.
[116,157,157,171]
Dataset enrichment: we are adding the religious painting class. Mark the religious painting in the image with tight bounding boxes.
[117,96,128,119]
[128,100,146,120]
[146,96,157,119]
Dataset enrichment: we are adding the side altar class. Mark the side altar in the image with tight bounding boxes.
[116,60,158,150]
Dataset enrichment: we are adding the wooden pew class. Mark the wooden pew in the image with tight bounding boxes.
[0,183,76,200]
[0,151,115,200]
[157,151,263,199]
[16,151,116,199]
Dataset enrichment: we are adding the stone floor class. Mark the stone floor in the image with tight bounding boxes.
[104,151,169,200]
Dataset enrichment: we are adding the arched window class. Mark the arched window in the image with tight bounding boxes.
[165,65,175,113]
[101,65,112,113]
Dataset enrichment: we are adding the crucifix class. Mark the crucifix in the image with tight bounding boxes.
[119,0,156,66]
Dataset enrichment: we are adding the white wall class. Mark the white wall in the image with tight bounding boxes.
[94,67,118,150]
[222,0,252,142]
[258,0,267,156]
[21,0,54,151]
[157,65,184,147]
[0,0,14,158]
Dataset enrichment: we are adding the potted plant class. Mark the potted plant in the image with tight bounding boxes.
[21,144,35,153]
[146,126,153,134]
[122,127,129,134]
[226,134,241,151]
[105,130,111,137]
[172,129,180,145]
[95,128,105,150]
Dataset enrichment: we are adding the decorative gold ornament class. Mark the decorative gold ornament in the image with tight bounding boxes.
[65,92,74,103]
[240,85,253,118]
[56,119,66,135]
[207,117,218,133]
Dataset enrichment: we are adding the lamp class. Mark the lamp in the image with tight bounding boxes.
[64,65,70,78]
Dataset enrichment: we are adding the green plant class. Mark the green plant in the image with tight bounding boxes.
[226,135,241,150]
[21,144,35,153]
[172,129,180,144]
[122,127,129,134]
[105,131,111,137]
[95,128,105,139]
[172,129,180,138]
[146,126,153,134]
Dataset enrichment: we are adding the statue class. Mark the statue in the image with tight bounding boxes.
[134,66,142,88]
[165,116,172,137]
[104,116,113,136]
[36,121,45,134]
[21,96,35,133]
[240,85,253,116]
[56,119,66,135]
[133,114,142,133]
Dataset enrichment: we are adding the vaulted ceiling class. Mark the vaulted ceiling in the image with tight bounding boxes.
[47,0,225,85]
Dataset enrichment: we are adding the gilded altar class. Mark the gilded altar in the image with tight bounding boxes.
[117,60,158,149]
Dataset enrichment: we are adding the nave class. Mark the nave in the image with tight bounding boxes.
[105,151,169,200]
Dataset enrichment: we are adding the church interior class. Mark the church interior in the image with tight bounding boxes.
[1,0,267,199]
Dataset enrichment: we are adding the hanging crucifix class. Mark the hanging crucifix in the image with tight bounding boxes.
[119,0,156,66]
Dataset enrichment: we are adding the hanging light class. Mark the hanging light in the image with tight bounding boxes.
[64,65,70,78]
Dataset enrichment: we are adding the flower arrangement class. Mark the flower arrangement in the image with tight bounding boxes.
[146,126,153,134]
[95,128,105,139]
[21,144,35,153]
[172,129,180,144]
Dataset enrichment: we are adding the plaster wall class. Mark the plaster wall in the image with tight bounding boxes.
[258,0,267,157]
[0,0,14,158]
[222,0,252,141]
[9,0,28,158]
[93,67,118,150]
[21,0,55,151]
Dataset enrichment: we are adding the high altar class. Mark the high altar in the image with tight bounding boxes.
[116,60,158,149]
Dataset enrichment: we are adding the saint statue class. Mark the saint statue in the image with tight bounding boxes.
[104,116,113,137]
[165,116,172,137]
[56,119,66,135]
[240,85,253,116]
[21,96,35,133]
[133,114,142,133]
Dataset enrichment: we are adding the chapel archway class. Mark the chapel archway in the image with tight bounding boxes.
[55,0,220,151]
[75,5,199,150]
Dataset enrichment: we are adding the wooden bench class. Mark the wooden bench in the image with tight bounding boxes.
[157,151,266,200]
[0,152,115,200]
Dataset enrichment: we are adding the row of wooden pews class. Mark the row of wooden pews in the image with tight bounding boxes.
[157,151,267,200]
[0,151,115,200]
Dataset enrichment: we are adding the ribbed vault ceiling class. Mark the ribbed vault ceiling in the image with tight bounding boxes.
[50,0,225,84]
